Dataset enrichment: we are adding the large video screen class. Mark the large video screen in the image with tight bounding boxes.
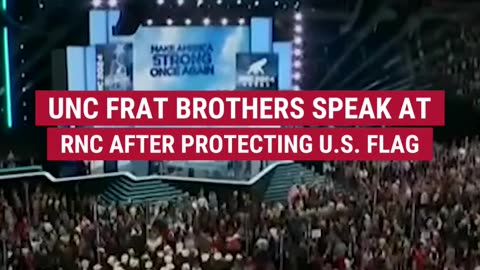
[66,16,283,179]
[133,26,250,90]
[96,43,134,90]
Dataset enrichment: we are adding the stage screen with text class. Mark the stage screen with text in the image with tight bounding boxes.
[133,26,250,90]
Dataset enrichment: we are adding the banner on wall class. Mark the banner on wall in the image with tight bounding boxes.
[235,53,278,90]
[96,43,133,90]
[133,26,250,90]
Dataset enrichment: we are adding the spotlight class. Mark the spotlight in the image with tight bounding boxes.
[254,1,259,6]
[19,44,24,49]
[238,18,246,25]
[196,0,203,6]
[293,72,301,80]
[294,25,302,33]
[177,0,184,6]
[203,17,211,25]
[108,0,117,7]
[91,0,102,7]
[274,1,279,6]
[216,0,222,4]
[146,19,153,25]
[166,18,174,25]
[236,0,241,4]
[294,36,302,45]
[157,0,165,4]
[293,48,302,57]
[294,12,302,21]
[22,87,27,92]
[185,18,192,25]
[38,2,44,9]
[221,18,228,25]
[293,60,301,68]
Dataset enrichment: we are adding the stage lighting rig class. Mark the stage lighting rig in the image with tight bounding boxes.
[292,11,303,90]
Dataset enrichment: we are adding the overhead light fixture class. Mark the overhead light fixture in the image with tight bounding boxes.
[294,25,302,33]
[294,36,302,45]
[293,48,302,57]
[293,72,301,80]
[293,60,301,68]
[91,0,102,7]
[294,12,302,21]
[108,0,117,7]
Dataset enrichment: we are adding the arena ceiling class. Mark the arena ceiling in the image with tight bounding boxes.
[304,0,480,96]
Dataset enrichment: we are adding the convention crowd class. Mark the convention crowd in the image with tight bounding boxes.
[0,138,480,269]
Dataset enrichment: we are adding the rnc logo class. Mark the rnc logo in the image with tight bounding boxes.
[247,58,268,76]
[236,53,278,90]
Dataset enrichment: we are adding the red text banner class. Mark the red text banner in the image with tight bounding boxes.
[36,91,445,127]
[47,128,433,161]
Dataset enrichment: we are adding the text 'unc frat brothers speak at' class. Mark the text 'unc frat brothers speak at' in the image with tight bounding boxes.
[35,90,444,161]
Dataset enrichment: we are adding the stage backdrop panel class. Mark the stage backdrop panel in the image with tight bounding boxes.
[133,26,250,90]
[96,43,134,90]
[236,53,278,90]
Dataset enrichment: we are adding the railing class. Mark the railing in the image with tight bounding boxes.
[0,161,293,186]
[0,165,43,175]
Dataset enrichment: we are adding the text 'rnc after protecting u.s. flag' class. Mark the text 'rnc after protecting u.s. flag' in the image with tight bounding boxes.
[35,90,444,161]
